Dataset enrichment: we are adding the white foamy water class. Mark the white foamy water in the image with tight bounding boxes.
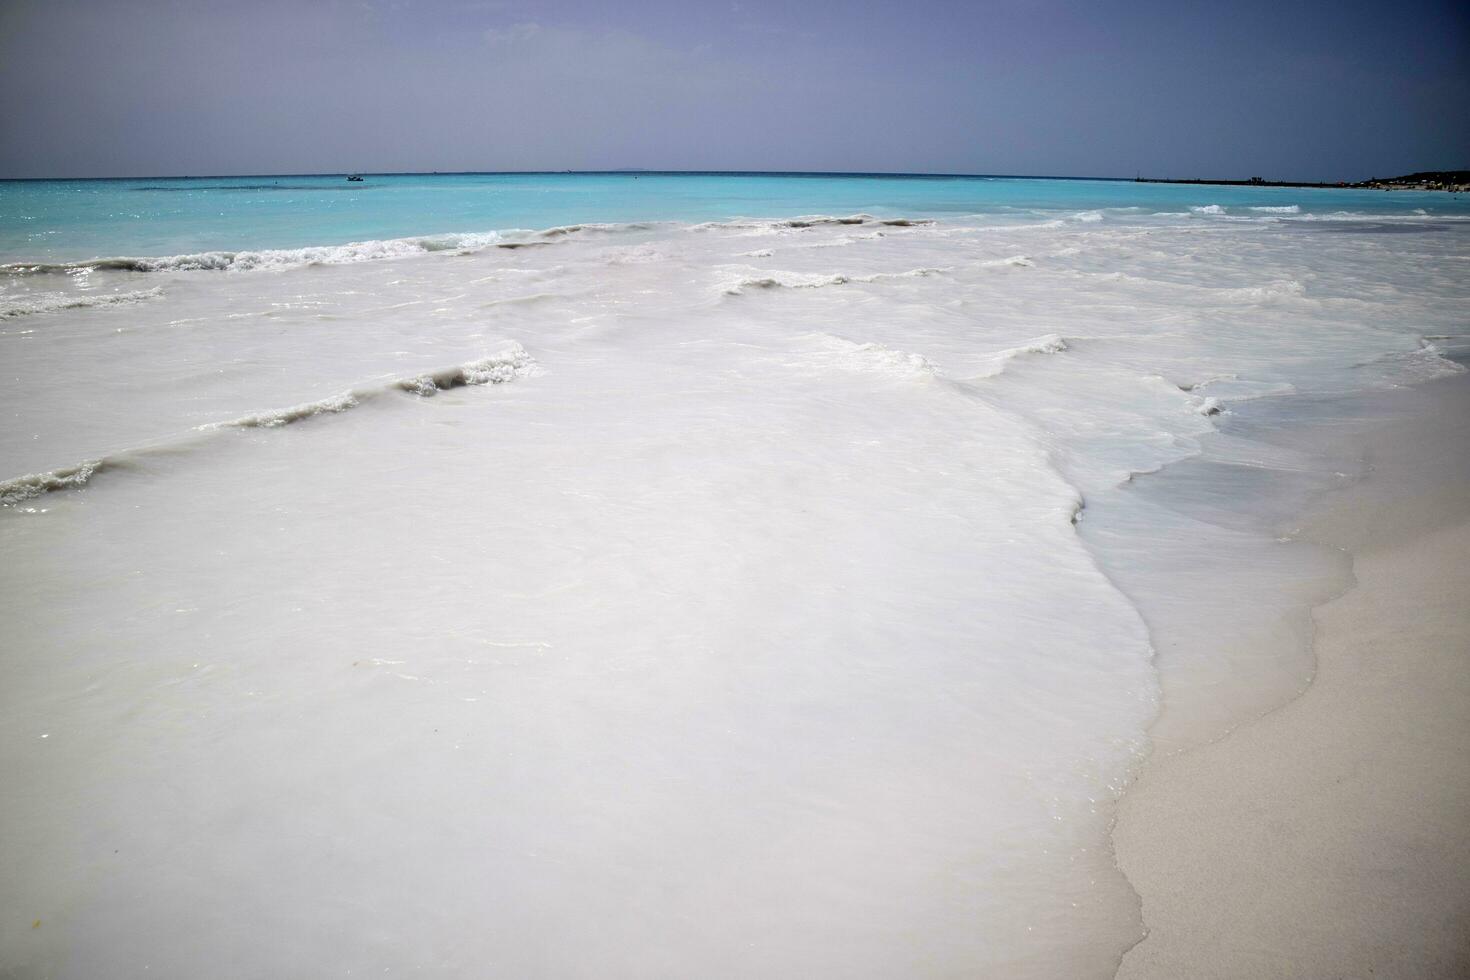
[1,208,1466,978]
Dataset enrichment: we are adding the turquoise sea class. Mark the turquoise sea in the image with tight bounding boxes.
[2,171,1465,262]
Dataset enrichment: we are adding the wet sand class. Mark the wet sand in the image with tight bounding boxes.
[1115,372,1470,979]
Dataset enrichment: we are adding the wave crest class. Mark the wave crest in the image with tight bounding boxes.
[3,344,538,506]
[0,460,111,506]
[2,234,510,276]
[2,214,943,278]
[970,334,1070,379]
[0,287,163,319]
[720,266,948,295]
[216,344,538,428]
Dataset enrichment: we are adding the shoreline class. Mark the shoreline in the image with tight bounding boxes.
[1113,370,1470,977]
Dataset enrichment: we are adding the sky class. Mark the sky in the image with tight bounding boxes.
[0,0,1465,180]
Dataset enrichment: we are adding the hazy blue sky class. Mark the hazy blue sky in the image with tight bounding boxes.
[0,0,1465,179]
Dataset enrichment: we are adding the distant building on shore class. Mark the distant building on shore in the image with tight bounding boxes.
[1362,170,1469,192]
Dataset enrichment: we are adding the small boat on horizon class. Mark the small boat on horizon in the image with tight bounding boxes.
[346,174,364,182]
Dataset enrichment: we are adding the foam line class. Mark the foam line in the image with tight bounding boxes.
[0,344,537,506]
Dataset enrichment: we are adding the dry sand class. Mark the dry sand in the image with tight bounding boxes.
[1114,373,1470,979]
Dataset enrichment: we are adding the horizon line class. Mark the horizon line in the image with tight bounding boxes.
[0,168,1129,183]
[1,165,1449,187]
[0,168,1388,185]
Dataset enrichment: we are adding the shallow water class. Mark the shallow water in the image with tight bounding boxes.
[3,171,1464,264]
[1,175,1466,977]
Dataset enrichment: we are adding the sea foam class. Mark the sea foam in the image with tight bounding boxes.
[0,287,163,318]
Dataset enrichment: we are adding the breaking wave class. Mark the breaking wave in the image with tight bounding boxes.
[1353,341,1468,387]
[1,344,537,505]
[212,344,537,428]
[779,215,933,229]
[970,334,1070,379]
[1,234,508,276]
[219,391,363,429]
[1249,205,1301,214]
[1194,396,1225,416]
[0,225,684,276]
[0,459,115,507]
[720,266,948,295]
[2,214,942,278]
[538,221,663,238]
[0,287,163,318]
[690,214,935,234]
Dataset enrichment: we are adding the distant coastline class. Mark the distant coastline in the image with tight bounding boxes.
[1137,170,1469,192]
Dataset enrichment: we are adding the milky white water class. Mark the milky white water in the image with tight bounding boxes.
[2,186,1467,977]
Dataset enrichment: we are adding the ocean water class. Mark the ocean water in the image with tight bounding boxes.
[4,171,1466,266]
[2,173,1467,977]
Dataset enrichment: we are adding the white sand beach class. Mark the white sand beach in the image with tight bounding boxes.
[1116,373,1470,978]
